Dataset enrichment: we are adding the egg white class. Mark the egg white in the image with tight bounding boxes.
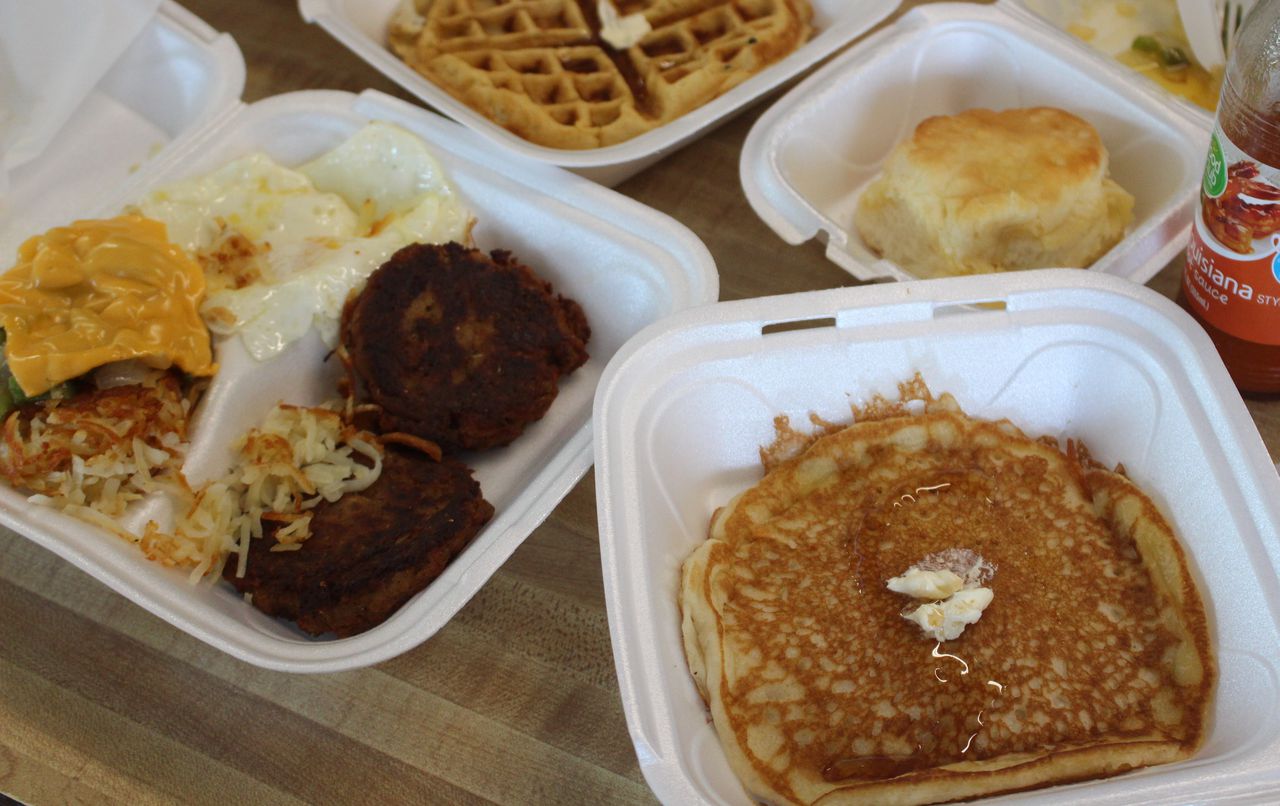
[137,122,472,361]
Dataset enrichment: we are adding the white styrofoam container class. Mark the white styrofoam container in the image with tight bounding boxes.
[594,269,1280,804]
[0,12,718,673]
[297,0,900,186]
[741,1,1214,284]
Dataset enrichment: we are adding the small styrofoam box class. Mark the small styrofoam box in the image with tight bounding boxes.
[594,269,1280,804]
[0,2,246,260]
[741,0,1213,284]
[297,0,899,186]
[0,10,718,672]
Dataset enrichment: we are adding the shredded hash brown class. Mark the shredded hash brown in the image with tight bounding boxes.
[146,402,384,581]
[0,372,382,581]
[0,373,194,548]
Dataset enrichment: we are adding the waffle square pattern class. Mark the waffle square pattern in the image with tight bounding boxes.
[389,0,814,149]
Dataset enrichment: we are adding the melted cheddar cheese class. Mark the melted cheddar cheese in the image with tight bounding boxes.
[0,215,216,396]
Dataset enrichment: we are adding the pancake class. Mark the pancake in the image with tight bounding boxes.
[679,394,1213,805]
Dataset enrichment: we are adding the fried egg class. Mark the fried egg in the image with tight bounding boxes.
[136,122,472,359]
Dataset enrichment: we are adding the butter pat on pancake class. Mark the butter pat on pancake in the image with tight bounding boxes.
[0,215,215,396]
[679,396,1213,805]
[854,107,1134,278]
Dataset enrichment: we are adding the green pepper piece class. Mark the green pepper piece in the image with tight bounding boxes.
[7,375,26,405]
[1132,35,1161,54]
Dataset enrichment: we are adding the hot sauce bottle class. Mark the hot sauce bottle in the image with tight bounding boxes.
[1181,0,1280,393]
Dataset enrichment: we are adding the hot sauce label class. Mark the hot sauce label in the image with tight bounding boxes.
[1184,126,1280,345]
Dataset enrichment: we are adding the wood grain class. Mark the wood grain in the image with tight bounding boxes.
[2,1,1277,804]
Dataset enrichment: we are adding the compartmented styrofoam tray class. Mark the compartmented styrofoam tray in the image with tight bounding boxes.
[297,0,899,186]
[741,0,1213,284]
[0,13,717,671]
[594,269,1280,804]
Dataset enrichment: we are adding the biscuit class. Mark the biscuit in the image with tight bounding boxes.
[854,107,1134,278]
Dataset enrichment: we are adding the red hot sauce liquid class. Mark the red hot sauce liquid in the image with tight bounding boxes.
[1180,73,1280,394]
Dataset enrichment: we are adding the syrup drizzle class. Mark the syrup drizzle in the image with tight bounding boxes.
[959,681,1006,755]
[915,483,952,494]
[930,651,1008,756]
[931,642,970,675]
[859,477,961,590]
[891,483,953,510]
[572,0,654,116]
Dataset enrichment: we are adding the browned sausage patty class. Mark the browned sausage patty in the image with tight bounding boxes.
[223,447,494,637]
[340,242,590,452]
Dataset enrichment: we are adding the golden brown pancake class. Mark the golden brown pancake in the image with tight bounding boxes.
[679,394,1213,805]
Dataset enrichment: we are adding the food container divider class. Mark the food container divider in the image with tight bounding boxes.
[740,0,1213,285]
[595,269,1280,804]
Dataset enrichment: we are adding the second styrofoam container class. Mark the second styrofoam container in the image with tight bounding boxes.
[741,0,1213,284]
[595,269,1280,803]
[297,0,900,186]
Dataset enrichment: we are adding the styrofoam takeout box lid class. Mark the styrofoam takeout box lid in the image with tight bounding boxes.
[297,0,901,187]
[594,269,1280,804]
[740,0,1213,285]
[0,8,718,671]
[0,1,246,259]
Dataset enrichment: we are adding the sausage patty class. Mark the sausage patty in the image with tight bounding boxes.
[223,447,494,637]
[340,242,590,452]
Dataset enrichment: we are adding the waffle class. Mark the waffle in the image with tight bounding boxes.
[389,0,814,148]
[680,394,1213,805]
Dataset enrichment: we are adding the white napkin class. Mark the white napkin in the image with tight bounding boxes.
[0,0,161,193]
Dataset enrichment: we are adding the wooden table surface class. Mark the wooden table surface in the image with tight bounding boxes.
[3,1,1278,804]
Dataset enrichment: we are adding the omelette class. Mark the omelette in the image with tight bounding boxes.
[679,391,1213,805]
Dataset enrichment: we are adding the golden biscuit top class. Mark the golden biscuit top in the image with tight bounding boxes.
[893,107,1109,208]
